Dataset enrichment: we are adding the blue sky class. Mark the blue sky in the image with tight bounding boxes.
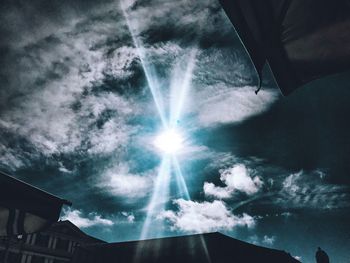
[0,1,349,262]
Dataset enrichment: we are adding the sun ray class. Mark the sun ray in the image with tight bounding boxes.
[120,7,210,260]
[172,157,190,200]
[140,157,171,240]
[169,48,198,127]
[120,1,167,127]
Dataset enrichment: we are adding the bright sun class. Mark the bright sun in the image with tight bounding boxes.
[154,129,184,155]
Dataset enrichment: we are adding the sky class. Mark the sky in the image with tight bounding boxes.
[0,0,350,262]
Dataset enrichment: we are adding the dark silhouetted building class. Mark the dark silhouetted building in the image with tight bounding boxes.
[0,171,71,237]
[72,232,300,263]
[0,220,104,263]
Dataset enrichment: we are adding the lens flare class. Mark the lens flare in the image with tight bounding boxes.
[121,2,202,251]
[154,129,184,155]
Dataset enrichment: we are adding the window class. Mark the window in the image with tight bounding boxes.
[35,233,49,247]
[31,255,46,263]
[7,252,21,263]
[0,249,5,262]
[55,238,69,251]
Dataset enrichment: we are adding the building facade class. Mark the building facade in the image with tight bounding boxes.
[0,220,104,263]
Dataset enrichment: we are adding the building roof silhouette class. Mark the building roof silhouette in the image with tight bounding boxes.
[72,232,300,263]
[0,171,71,236]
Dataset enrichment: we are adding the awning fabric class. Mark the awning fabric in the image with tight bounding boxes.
[219,0,350,95]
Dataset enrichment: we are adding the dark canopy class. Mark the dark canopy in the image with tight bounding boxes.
[219,0,350,95]
[0,171,71,236]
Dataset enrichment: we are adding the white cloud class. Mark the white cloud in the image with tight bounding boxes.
[316,169,326,180]
[0,7,142,160]
[203,182,232,199]
[204,164,263,199]
[262,235,276,245]
[87,118,132,155]
[105,46,139,80]
[0,0,278,174]
[184,46,280,127]
[205,152,238,170]
[248,235,276,246]
[99,164,153,199]
[0,10,195,164]
[294,256,302,261]
[136,2,280,125]
[159,199,255,233]
[121,3,279,128]
[123,0,228,43]
[61,208,114,228]
[221,164,263,195]
[248,235,259,245]
[121,212,135,223]
[194,85,278,127]
[281,212,293,218]
[128,214,135,222]
[0,143,25,171]
[282,171,302,194]
[58,162,73,174]
[277,170,350,210]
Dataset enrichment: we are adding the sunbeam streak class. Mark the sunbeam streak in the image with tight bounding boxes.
[120,4,205,251]
[120,1,167,126]
[138,46,198,241]
[140,157,171,240]
[173,157,190,200]
[169,49,198,126]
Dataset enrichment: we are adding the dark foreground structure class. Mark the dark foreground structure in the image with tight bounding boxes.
[72,232,300,263]
[0,171,71,237]
[0,220,104,263]
[220,0,350,95]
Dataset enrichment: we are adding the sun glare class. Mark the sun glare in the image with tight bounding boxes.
[154,129,184,155]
